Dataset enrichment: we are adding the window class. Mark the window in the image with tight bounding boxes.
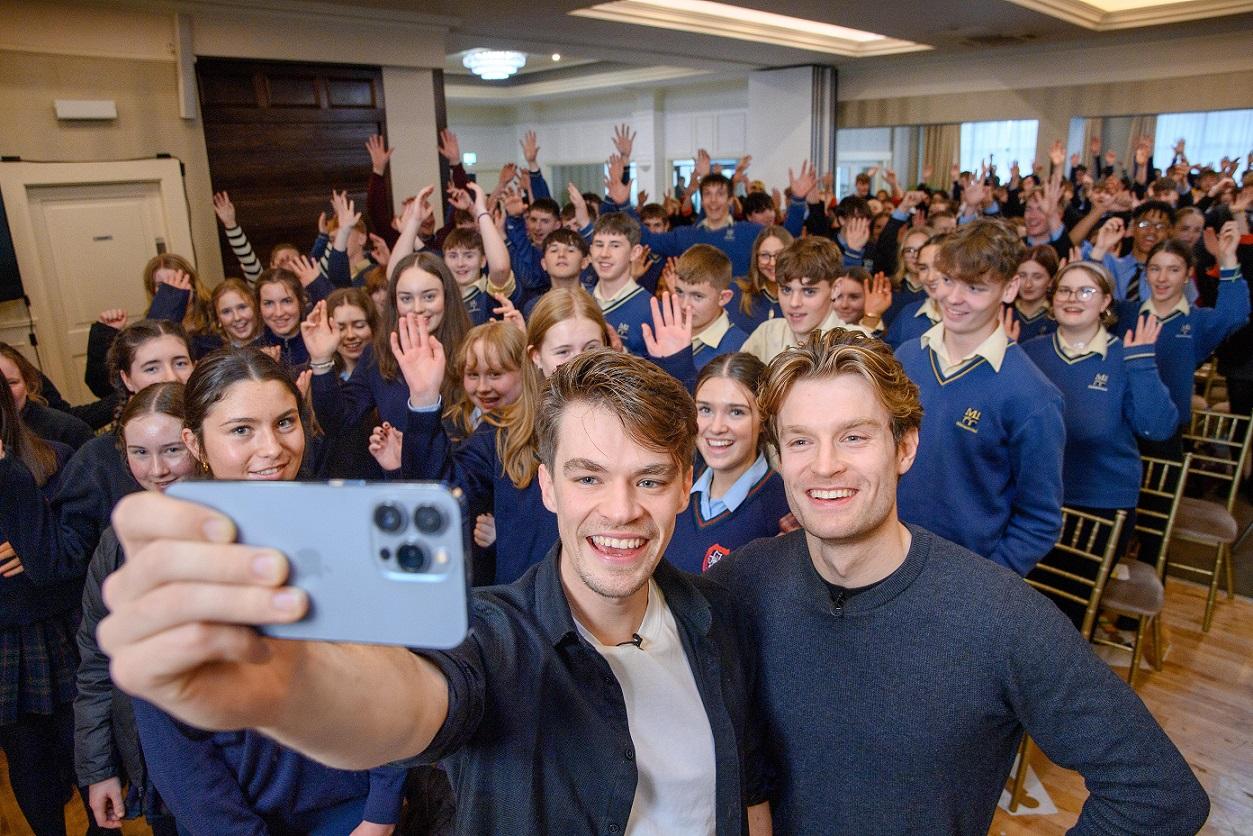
[960,120,1039,174]
[550,162,637,204]
[1153,109,1253,170]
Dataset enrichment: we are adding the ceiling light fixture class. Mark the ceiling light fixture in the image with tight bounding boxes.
[552,53,562,61]
[462,49,527,80]
[570,0,930,57]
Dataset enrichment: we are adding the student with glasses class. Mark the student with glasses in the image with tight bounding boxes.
[1084,201,1188,302]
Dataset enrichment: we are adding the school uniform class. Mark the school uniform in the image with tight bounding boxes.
[725,283,781,334]
[593,279,654,357]
[883,276,927,326]
[691,312,748,370]
[257,328,310,370]
[895,324,1065,575]
[1080,241,1200,304]
[741,310,870,365]
[1010,302,1057,342]
[462,274,522,327]
[37,373,117,431]
[21,401,94,450]
[667,455,790,574]
[1115,266,1250,440]
[403,404,558,585]
[884,297,941,348]
[311,345,412,437]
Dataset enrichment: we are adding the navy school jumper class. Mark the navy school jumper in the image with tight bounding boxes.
[895,336,1065,575]
[402,407,557,585]
[1023,332,1178,508]
[1009,304,1058,342]
[311,344,413,437]
[883,298,937,348]
[1114,266,1249,430]
[725,284,781,334]
[667,468,790,574]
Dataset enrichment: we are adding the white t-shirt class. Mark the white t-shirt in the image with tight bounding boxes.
[575,580,718,836]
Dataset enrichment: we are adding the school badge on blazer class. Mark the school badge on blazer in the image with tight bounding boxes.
[1088,373,1110,391]
[956,407,981,433]
[702,543,730,572]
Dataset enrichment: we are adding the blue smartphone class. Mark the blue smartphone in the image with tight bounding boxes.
[167,480,469,649]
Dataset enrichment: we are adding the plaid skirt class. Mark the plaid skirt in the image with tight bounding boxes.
[0,609,81,726]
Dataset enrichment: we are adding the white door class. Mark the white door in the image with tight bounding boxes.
[0,159,193,405]
[27,182,169,402]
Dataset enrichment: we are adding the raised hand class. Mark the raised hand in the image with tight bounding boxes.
[612,124,636,159]
[961,175,988,211]
[1134,138,1151,167]
[604,156,630,205]
[496,163,518,192]
[331,191,361,232]
[1173,138,1186,156]
[446,185,471,212]
[212,191,237,227]
[863,272,893,320]
[733,155,752,184]
[390,312,445,408]
[694,148,712,180]
[259,345,282,363]
[1104,148,1118,167]
[473,514,497,549]
[98,308,128,330]
[922,163,934,182]
[520,129,540,168]
[637,189,650,207]
[368,233,391,266]
[842,215,871,251]
[787,160,817,201]
[565,183,590,228]
[631,244,653,280]
[949,163,960,182]
[1042,174,1065,225]
[1216,219,1240,269]
[294,369,313,401]
[1123,313,1162,349]
[1070,152,1081,169]
[438,129,461,164]
[883,167,898,188]
[491,293,526,333]
[518,169,533,200]
[366,135,394,176]
[641,291,692,359]
[1049,139,1065,169]
[301,299,341,365]
[1089,135,1102,156]
[657,257,678,295]
[413,185,435,230]
[161,270,193,292]
[899,190,926,214]
[999,305,1021,343]
[503,186,526,218]
[368,422,403,472]
[290,255,321,289]
[865,165,880,180]
[1092,216,1125,257]
[317,211,329,236]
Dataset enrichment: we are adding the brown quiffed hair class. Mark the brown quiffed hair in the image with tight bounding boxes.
[934,218,1023,286]
[443,227,485,255]
[775,236,843,287]
[536,348,695,474]
[676,244,733,291]
[592,212,641,247]
[759,328,922,449]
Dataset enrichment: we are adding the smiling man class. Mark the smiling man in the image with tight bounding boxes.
[98,349,769,835]
[708,328,1209,835]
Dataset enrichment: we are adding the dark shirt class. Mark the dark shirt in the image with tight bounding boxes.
[400,546,765,835]
[22,400,94,449]
[708,526,1208,835]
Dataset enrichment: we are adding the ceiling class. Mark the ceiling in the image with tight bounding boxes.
[354,0,1253,101]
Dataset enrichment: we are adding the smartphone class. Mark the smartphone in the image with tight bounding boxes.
[167,481,468,649]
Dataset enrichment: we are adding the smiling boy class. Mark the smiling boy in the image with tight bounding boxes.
[590,213,654,355]
[894,219,1065,575]
[673,245,748,369]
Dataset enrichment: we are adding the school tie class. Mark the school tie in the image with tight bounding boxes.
[1126,264,1142,302]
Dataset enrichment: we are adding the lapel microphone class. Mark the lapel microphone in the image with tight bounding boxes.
[615,633,644,648]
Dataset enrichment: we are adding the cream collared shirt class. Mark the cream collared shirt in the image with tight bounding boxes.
[920,322,1009,375]
[593,278,641,308]
[1140,296,1190,320]
[693,311,733,352]
[461,272,518,302]
[914,297,941,322]
[1057,326,1109,359]
[742,309,870,364]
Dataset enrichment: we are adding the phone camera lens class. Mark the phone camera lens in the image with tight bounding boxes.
[413,504,446,535]
[396,542,429,573]
[374,503,406,533]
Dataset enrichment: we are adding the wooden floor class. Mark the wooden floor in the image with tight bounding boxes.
[3,582,1250,836]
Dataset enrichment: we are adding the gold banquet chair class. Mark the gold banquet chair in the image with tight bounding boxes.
[1093,455,1191,688]
[1170,410,1253,632]
[1007,508,1127,812]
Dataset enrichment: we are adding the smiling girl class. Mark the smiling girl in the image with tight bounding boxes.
[1010,244,1060,342]
[729,226,792,333]
[667,352,791,574]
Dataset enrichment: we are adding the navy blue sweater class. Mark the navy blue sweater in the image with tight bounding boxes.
[1114,266,1249,428]
[402,408,557,584]
[667,468,790,574]
[707,526,1209,835]
[1023,332,1178,508]
[132,699,405,833]
[1010,304,1058,342]
[311,345,411,436]
[895,337,1065,575]
[598,282,655,357]
[22,401,94,450]
[692,322,749,370]
[725,284,781,334]
[883,280,927,326]
[883,299,937,348]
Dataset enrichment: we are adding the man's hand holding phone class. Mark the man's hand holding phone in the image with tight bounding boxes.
[98,491,309,732]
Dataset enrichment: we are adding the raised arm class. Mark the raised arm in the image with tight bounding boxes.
[469,182,512,288]
[212,192,263,281]
[387,186,434,281]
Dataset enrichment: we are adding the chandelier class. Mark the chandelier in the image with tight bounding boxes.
[462,50,527,81]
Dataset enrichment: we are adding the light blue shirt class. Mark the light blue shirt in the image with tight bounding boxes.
[691,453,770,520]
[1080,241,1198,304]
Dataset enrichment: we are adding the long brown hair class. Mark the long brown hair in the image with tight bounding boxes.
[737,225,793,316]
[375,253,471,392]
[106,319,191,401]
[0,342,46,407]
[696,351,769,457]
[445,321,526,435]
[0,372,57,487]
[326,287,380,375]
[143,254,213,336]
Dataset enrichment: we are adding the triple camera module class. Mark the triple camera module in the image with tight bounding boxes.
[373,502,447,573]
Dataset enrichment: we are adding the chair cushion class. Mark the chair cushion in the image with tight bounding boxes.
[1171,497,1239,544]
[1101,561,1164,617]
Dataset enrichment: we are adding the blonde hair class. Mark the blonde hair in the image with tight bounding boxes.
[445,320,527,437]
[895,225,934,283]
[210,278,260,344]
[759,328,922,448]
[142,254,213,336]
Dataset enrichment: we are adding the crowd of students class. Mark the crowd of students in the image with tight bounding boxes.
[0,121,1250,834]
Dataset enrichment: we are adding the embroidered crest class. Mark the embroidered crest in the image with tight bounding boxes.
[702,543,730,572]
[1178,324,1192,337]
[956,407,981,433]
[616,322,630,336]
[1088,373,1109,391]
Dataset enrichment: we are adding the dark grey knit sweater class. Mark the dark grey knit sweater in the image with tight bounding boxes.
[708,525,1209,835]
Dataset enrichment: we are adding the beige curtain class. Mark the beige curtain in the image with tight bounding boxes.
[1126,114,1158,173]
[921,124,961,189]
